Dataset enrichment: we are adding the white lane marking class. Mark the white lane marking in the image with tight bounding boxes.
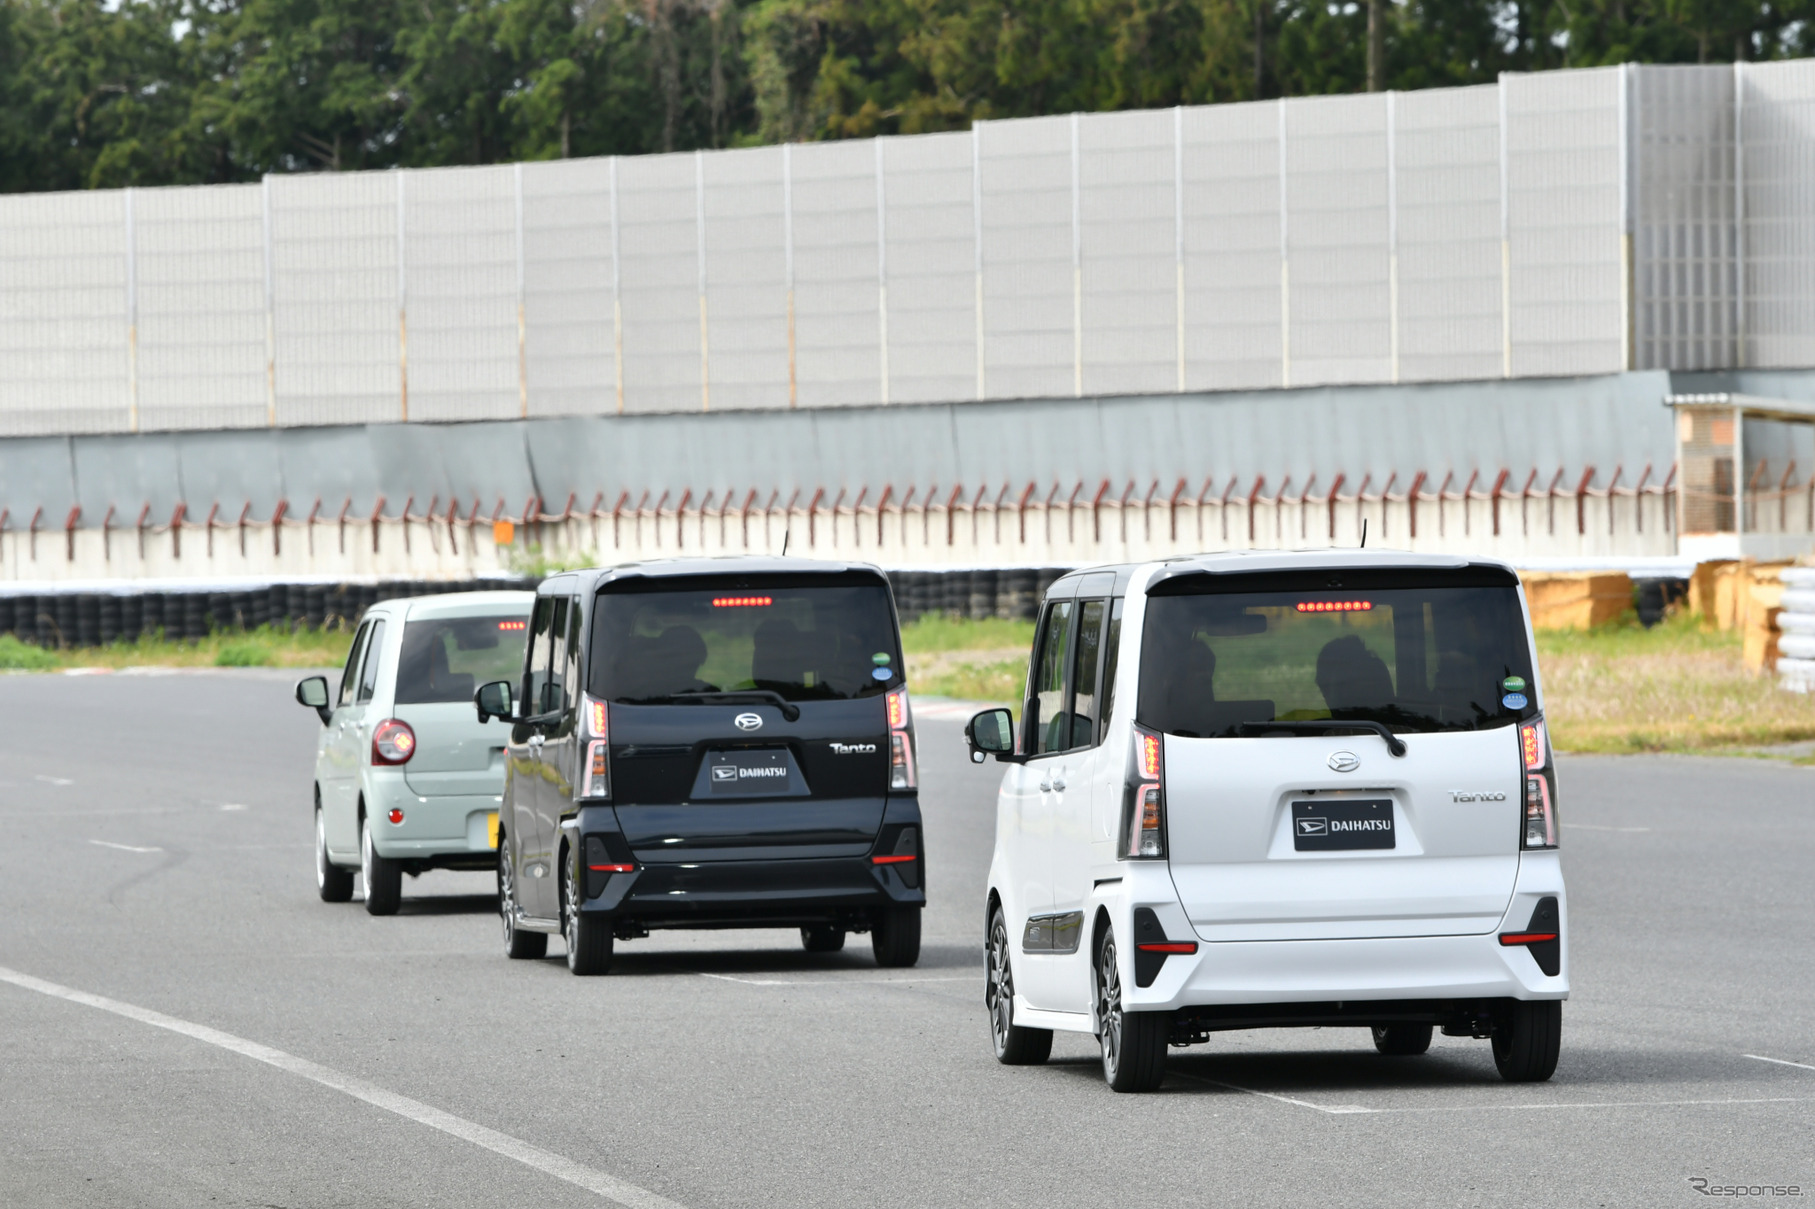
[1373,1096,1815,1114]
[62,668,115,677]
[1170,1071,1375,1114]
[1746,1054,1815,1072]
[1562,823,1651,833]
[34,775,73,786]
[89,840,164,854]
[697,973,975,987]
[0,965,686,1209]
[220,803,249,812]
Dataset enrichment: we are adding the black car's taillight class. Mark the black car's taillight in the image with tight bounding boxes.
[582,694,611,799]
[1120,724,1166,859]
[886,686,917,791]
[1520,717,1558,849]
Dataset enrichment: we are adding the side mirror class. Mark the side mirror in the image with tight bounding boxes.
[966,708,1021,764]
[475,680,514,724]
[295,676,332,726]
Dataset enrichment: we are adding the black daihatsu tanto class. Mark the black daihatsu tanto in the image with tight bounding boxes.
[475,557,924,975]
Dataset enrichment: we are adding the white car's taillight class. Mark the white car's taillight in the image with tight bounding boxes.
[1521,717,1558,849]
[582,694,611,799]
[1123,724,1166,859]
[371,719,415,765]
[887,685,916,790]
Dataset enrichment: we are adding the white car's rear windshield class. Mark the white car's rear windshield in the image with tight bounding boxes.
[1136,567,1537,738]
[395,615,531,704]
[588,574,902,705]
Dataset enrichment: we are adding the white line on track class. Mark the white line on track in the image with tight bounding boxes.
[1746,1054,1815,1072]
[34,774,73,786]
[89,839,163,853]
[1171,1071,1375,1114]
[0,965,687,1209]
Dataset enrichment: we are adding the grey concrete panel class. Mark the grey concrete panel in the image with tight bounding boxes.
[0,437,76,524]
[69,431,184,523]
[173,428,286,522]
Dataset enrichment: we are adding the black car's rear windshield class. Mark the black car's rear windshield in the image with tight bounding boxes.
[395,614,531,704]
[1136,568,1536,738]
[588,574,902,705]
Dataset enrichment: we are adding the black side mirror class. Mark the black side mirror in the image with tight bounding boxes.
[966,708,1021,764]
[295,676,332,726]
[475,680,514,724]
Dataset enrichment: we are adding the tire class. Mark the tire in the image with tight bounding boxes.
[498,835,547,960]
[561,851,613,976]
[315,802,353,903]
[801,925,846,953]
[360,813,401,916]
[1096,928,1168,1092]
[986,907,1052,1065]
[1372,1024,1433,1056]
[871,905,922,968]
[1492,1000,1561,1083]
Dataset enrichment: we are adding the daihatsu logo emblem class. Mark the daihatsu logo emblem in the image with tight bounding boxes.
[1328,751,1360,773]
[734,712,763,731]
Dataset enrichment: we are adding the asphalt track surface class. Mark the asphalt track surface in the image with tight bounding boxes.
[2,669,1813,1208]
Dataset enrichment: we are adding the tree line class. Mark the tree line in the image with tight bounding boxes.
[2,0,1809,193]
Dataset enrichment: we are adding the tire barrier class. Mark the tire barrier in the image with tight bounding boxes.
[0,568,1071,649]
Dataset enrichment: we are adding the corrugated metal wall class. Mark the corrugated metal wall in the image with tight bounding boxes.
[6,62,1815,438]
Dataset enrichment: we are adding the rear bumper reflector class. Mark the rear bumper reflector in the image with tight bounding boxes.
[871,854,916,865]
[1498,932,1559,945]
[1135,942,1198,955]
[589,864,635,873]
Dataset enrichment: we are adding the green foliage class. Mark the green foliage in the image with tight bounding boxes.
[900,614,1037,653]
[4,0,1815,190]
[503,541,599,578]
[214,640,277,666]
[0,634,59,669]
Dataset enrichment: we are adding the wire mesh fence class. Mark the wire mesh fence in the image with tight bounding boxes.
[4,61,1815,438]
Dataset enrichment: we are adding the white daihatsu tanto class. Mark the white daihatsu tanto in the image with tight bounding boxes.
[966,552,1566,1092]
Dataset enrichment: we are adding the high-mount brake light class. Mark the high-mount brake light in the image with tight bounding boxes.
[371,719,416,765]
[712,595,773,608]
[886,685,917,790]
[1295,600,1372,613]
[497,620,527,631]
[581,694,611,799]
[1520,716,1559,849]
[1123,724,1167,859]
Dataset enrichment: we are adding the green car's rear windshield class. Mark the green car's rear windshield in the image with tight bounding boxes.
[588,575,901,705]
[395,614,531,704]
[1136,567,1536,738]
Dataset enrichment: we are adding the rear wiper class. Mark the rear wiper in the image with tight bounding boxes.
[666,689,801,722]
[1235,719,1407,757]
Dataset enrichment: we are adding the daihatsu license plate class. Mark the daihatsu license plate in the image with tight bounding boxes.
[1292,798,1395,851]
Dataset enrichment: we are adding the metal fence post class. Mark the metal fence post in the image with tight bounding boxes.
[876,137,889,405]
[695,149,709,412]
[262,176,276,427]
[1499,74,1512,379]
[125,187,138,433]
[1387,91,1400,384]
[1071,111,1082,398]
[1278,99,1290,389]
[784,143,796,408]
[973,122,986,400]
[1174,105,1186,394]
[396,170,409,422]
[515,162,527,418]
[610,156,624,414]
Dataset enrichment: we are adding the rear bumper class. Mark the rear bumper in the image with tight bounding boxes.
[583,856,924,929]
[362,772,501,865]
[1126,850,1568,1009]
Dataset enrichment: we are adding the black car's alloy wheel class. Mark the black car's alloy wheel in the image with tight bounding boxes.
[986,907,1051,1065]
[498,836,547,960]
[562,851,613,976]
